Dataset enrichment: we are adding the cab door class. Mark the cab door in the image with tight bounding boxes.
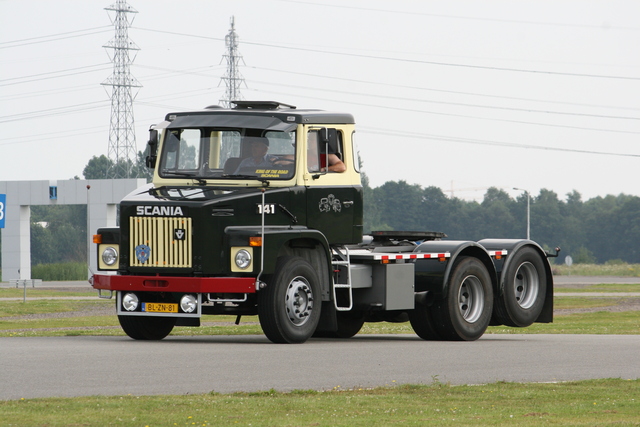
[304,127,362,245]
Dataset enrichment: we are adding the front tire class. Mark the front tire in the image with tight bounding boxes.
[494,247,547,327]
[118,315,176,340]
[258,256,322,343]
[430,257,493,341]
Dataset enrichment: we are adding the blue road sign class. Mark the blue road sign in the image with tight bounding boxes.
[0,194,5,228]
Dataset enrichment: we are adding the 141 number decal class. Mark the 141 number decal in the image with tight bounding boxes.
[256,203,276,215]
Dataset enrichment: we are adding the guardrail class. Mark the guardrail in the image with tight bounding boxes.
[9,279,43,288]
[8,279,43,302]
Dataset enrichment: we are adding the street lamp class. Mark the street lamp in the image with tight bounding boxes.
[513,187,530,240]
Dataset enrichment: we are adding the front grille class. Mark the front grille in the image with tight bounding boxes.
[129,216,192,268]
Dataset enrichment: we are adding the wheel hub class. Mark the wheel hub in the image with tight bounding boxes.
[285,276,314,326]
[458,275,484,323]
[513,262,540,309]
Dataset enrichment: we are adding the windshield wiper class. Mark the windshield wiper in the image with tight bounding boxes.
[223,174,271,186]
[161,171,207,185]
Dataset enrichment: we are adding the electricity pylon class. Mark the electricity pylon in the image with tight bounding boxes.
[219,16,246,108]
[102,0,141,178]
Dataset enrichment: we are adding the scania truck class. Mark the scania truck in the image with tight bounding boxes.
[91,101,556,343]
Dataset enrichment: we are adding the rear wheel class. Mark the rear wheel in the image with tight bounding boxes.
[118,315,176,340]
[258,256,322,343]
[430,257,493,341]
[494,247,547,327]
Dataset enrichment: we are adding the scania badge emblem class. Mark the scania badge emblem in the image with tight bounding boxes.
[135,244,151,264]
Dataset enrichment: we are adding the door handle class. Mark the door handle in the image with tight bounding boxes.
[343,200,354,208]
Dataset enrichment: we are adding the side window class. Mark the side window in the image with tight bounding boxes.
[351,131,360,173]
[307,129,345,173]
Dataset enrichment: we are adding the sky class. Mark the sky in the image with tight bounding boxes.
[1,0,639,202]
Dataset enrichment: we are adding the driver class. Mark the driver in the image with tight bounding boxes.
[234,137,281,173]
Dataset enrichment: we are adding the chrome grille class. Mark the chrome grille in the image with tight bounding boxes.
[129,216,192,268]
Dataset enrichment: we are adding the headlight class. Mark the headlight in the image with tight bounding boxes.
[180,294,197,313]
[101,246,118,266]
[122,293,139,311]
[234,249,252,269]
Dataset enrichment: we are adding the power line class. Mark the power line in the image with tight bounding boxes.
[135,64,224,80]
[243,40,640,81]
[0,27,112,49]
[133,26,224,42]
[274,0,640,32]
[0,66,109,87]
[243,87,640,135]
[0,64,111,85]
[133,26,640,81]
[248,78,640,121]
[248,65,640,112]
[0,83,98,101]
[0,100,109,123]
[361,126,640,158]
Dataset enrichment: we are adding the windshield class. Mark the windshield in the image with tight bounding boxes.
[158,128,296,181]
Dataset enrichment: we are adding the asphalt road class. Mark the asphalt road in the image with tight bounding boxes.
[1,334,639,400]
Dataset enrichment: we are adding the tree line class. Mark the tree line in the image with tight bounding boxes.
[363,176,640,264]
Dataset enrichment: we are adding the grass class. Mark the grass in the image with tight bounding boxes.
[31,262,89,281]
[0,298,103,317]
[487,311,640,335]
[555,283,640,293]
[0,379,638,426]
[0,287,95,299]
[1,293,638,337]
[553,263,640,277]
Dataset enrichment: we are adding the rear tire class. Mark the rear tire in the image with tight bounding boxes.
[118,315,176,340]
[258,256,322,343]
[494,247,547,327]
[430,257,493,341]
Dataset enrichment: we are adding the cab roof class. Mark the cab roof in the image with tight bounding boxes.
[164,101,355,129]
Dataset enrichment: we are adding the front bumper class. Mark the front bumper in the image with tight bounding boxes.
[91,274,257,294]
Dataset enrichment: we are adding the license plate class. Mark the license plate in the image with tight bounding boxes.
[142,302,178,313]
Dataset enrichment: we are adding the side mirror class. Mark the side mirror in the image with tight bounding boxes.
[317,127,338,154]
[145,128,158,168]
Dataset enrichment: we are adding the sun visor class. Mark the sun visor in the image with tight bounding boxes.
[167,114,297,132]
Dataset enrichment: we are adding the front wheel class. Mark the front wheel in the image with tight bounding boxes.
[118,315,176,340]
[258,256,322,343]
[430,257,493,341]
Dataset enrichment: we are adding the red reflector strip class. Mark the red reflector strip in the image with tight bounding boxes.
[489,250,508,257]
[375,252,450,261]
